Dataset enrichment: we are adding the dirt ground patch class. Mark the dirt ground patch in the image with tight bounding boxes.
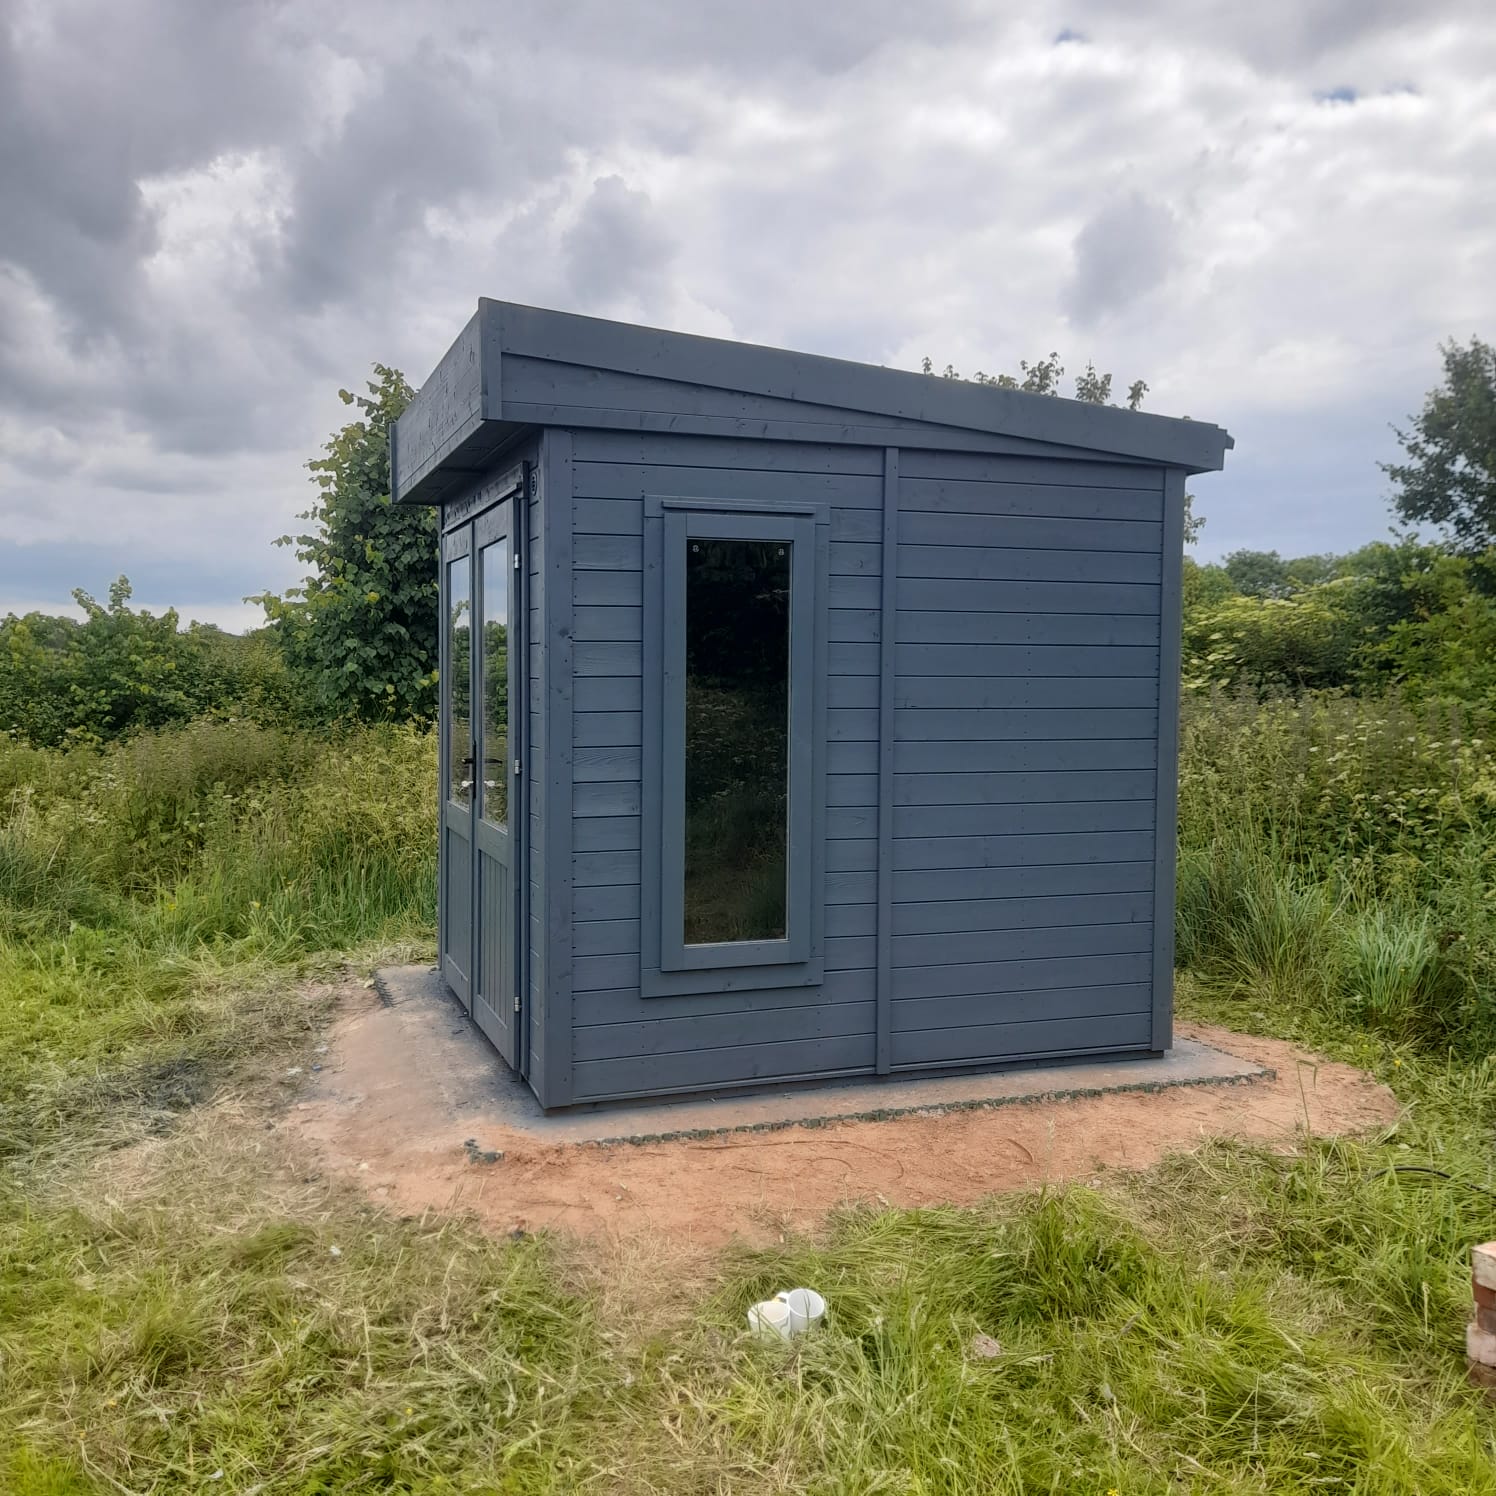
[281,985,1400,1250]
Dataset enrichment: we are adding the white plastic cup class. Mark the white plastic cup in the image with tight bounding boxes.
[747,1298,794,1339]
[775,1287,827,1334]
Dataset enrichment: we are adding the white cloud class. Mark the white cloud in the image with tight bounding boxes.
[3,0,1496,622]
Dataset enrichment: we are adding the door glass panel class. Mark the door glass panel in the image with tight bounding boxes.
[447,556,472,806]
[683,537,790,945]
[480,536,511,826]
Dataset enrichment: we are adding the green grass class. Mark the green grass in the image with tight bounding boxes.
[4,701,1496,1491]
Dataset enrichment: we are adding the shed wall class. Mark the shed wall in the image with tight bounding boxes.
[539,429,1175,1106]
[564,429,885,1103]
[886,449,1166,1069]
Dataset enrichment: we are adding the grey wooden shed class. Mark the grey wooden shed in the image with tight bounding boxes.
[391,300,1231,1110]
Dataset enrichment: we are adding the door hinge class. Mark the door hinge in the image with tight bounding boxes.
[514,991,522,1013]
[514,550,521,571]
[513,758,523,776]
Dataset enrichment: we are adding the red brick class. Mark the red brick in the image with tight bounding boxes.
[1478,1307,1496,1336]
[1468,1359,1496,1395]
[1475,1277,1496,1310]
[1468,1321,1496,1366]
[1474,1242,1496,1292]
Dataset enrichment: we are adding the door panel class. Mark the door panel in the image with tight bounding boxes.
[472,503,521,1066]
[440,535,475,1006]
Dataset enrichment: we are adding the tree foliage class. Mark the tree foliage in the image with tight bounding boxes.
[1384,336,1496,553]
[0,579,291,746]
[255,365,437,722]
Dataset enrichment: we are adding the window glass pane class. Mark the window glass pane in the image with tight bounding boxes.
[480,537,510,826]
[447,556,471,806]
[684,537,790,944]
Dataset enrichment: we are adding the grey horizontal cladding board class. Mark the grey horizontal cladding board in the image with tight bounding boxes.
[575,641,643,677]
[575,570,643,606]
[574,745,642,782]
[574,782,640,816]
[897,861,1154,903]
[570,430,885,474]
[893,890,1153,936]
[575,883,639,920]
[575,534,642,570]
[574,999,877,1063]
[573,497,643,535]
[831,510,882,542]
[898,610,1159,647]
[891,1012,1151,1069]
[573,967,874,1028]
[893,799,1155,839]
[572,1032,878,1102]
[899,512,1162,554]
[828,741,878,775]
[826,902,877,937]
[828,871,878,903]
[893,983,1154,1031]
[829,608,881,643]
[899,451,1166,489]
[899,578,1159,615]
[490,303,1228,470]
[893,921,1153,969]
[574,710,642,746]
[899,545,1160,585]
[895,829,1156,870]
[827,807,877,838]
[575,849,639,886]
[895,707,1159,741]
[828,774,879,808]
[898,475,1164,522]
[892,739,1157,774]
[573,606,643,641]
[896,770,1156,807]
[575,816,639,853]
[573,460,883,508]
[831,542,881,576]
[829,708,880,741]
[575,918,641,957]
[573,941,869,992]
[893,951,1153,1001]
[829,677,880,709]
[829,642,880,675]
[895,676,1157,710]
[828,842,877,873]
[830,575,881,608]
[575,677,643,712]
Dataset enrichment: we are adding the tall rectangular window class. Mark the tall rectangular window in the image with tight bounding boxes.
[480,537,510,826]
[643,498,823,996]
[684,538,791,944]
[447,556,471,806]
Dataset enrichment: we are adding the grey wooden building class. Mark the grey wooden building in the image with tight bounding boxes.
[391,300,1231,1110]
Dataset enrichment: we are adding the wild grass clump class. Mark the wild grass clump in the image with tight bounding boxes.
[640,1185,1496,1493]
[0,1178,614,1491]
[1178,691,1496,1059]
[0,722,436,1160]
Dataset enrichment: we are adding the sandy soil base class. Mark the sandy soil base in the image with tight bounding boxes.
[284,986,1400,1249]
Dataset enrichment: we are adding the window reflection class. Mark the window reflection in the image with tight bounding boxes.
[683,538,790,944]
[447,557,471,806]
[481,537,510,826]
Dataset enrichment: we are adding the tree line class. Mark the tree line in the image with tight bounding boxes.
[3,338,1494,746]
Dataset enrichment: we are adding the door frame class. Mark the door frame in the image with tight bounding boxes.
[438,523,475,1009]
[438,469,529,1072]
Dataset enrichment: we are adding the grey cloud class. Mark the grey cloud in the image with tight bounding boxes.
[561,176,677,309]
[1065,193,1180,327]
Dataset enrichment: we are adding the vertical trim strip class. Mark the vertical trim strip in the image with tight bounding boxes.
[541,430,576,1106]
[1152,467,1186,1053]
[875,446,899,1074]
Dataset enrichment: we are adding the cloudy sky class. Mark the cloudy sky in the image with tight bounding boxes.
[3,0,1493,630]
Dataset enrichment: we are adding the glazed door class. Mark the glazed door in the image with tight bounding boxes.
[470,499,523,1066]
[439,527,475,1008]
